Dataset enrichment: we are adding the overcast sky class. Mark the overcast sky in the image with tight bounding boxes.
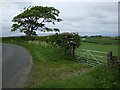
[0,1,118,37]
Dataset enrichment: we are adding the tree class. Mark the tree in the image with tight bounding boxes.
[11,6,62,36]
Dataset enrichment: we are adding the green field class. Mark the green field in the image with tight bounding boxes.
[81,37,118,45]
[2,37,120,88]
[75,42,119,66]
[76,42,118,56]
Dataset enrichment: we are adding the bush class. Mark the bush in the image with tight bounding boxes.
[2,33,81,57]
[47,33,81,57]
[47,33,80,48]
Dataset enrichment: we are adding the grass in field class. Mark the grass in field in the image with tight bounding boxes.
[75,42,118,66]
[2,39,120,88]
[82,37,118,45]
[76,42,118,56]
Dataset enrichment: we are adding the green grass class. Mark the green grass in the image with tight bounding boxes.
[76,42,118,56]
[29,64,120,88]
[2,38,120,88]
[75,42,118,66]
[82,37,118,45]
[31,69,97,88]
[2,40,92,88]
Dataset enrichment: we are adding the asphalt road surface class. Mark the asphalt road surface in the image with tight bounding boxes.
[2,43,32,88]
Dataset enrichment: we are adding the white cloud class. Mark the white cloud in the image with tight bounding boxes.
[1,2,118,37]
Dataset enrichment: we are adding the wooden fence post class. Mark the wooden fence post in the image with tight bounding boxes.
[107,51,112,66]
[68,45,74,57]
[65,45,75,57]
[107,51,118,66]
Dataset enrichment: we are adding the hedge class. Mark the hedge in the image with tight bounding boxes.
[2,33,81,56]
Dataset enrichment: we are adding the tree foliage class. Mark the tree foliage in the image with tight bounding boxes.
[11,6,62,36]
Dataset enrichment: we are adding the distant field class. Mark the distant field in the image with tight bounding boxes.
[75,42,118,64]
[81,37,119,45]
[76,42,118,57]
[75,42,119,66]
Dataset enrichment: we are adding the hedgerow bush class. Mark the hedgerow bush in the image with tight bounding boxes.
[2,33,81,57]
[47,33,80,47]
[47,33,81,57]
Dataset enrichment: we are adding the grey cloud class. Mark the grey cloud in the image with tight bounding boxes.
[62,15,86,22]
[1,2,118,36]
[59,2,118,28]
[11,2,33,10]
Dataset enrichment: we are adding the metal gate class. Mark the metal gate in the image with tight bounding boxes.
[76,49,108,67]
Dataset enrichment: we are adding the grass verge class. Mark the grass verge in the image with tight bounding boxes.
[2,41,92,88]
[2,40,120,88]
